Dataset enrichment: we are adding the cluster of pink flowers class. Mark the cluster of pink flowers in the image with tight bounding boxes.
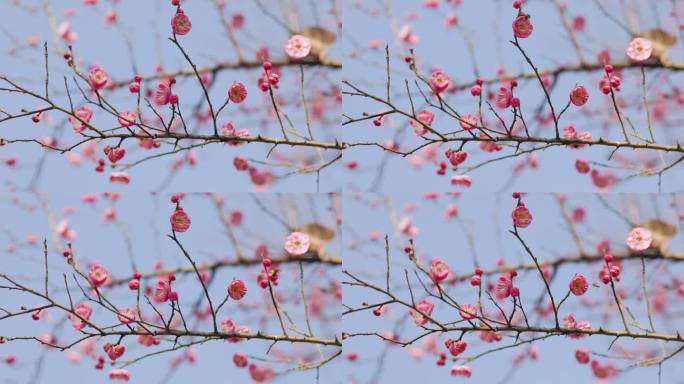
[221,121,250,145]
[109,171,131,184]
[257,257,279,288]
[563,313,591,339]
[220,318,250,342]
[108,368,130,381]
[599,253,621,284]
[599,65,621,94]
[258,61,280,92]
[494,271,520,299]
[153,275,178,303]
[562,124,592,148]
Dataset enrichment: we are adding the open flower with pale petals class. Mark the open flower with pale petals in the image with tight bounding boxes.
[410,109,435,136]
[626,227,652,251]
[117,307,136,324]
[69,106,93,133]
[284,231,310,256]
[459,304,478,320]
[68,303,93,330]
[285,35,312,59]
[429,259,450,282]
[117,111,137,127]
[410,299,434,326]
[626,37,652,62]
[459,114,478,130]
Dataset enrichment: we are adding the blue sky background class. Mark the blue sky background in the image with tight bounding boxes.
[342,192,684,384]
[0,0,342,192]
[0,192,342,383]
[343,0,684,192]
[3,0,684,383]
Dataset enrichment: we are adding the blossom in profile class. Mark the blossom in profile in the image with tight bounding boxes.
[450,365,472,378]
[108,369,131,381]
